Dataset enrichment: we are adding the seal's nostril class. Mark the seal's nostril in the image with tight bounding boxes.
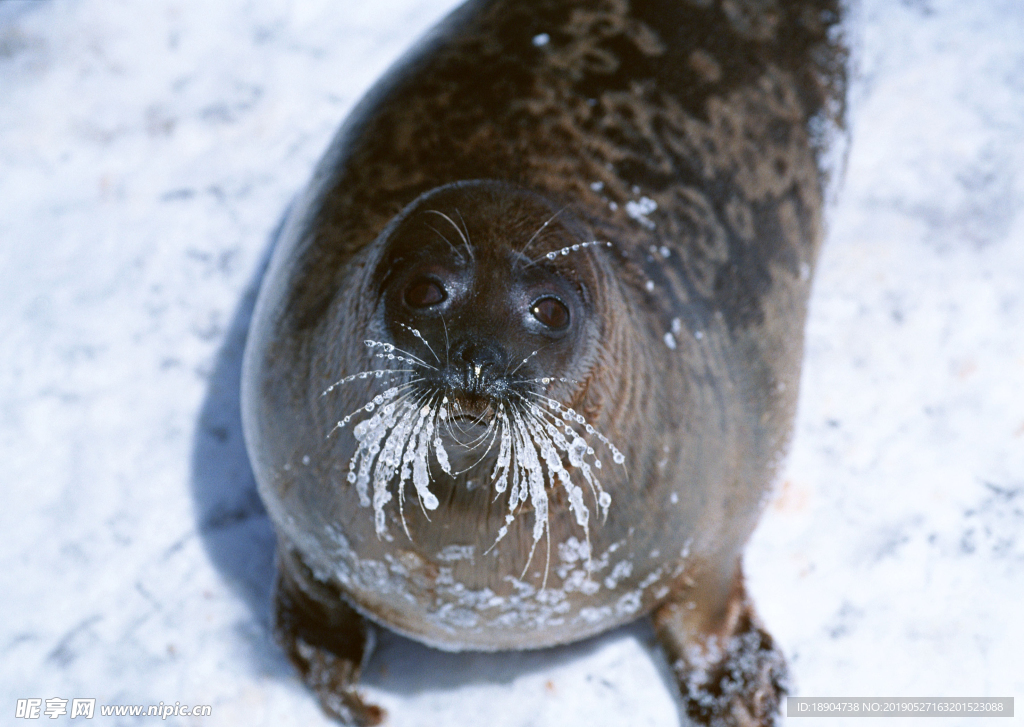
[454,340,505,371]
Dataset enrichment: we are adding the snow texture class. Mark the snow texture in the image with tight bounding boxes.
[2,0,1023,725]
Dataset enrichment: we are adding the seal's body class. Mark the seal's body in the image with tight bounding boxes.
[241,1,846,724]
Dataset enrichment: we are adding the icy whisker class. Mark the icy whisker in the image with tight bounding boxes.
[396,324,440,364]
[321,368,415,397]
[519,206,567,256]
[526,240,614,267]
[507,349,539,377]
[327,380,424,438]
[363,338,438,371]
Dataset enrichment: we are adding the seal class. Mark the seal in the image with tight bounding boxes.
[240,1,847,724]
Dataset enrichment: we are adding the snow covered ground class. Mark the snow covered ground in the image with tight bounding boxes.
[2,0,1022,725]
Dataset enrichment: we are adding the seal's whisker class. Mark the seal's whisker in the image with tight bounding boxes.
[517,391,615,524]
[397,324,440,364]
[508,409,550,582]
[321,368,415,397]
[440,315,450,365]
[440,398,493,447]
[448,417,501,476]
[518,402,593,573]
[446,415,497,454]
[488,405,513,501]
[439,402,460,442]
[389,388,432,538]
[364,388,439,534]
[363,339,438,371]
[424,223,467,264]
[410,392,443,520]
[336,341,619,566]
[443,406,493,445]
[526,239,614,268]
[525,390,626,468]
[398,389,449,537]
[423,209,468,245]
[506,350,539,377]
[440,407,475,446]
[424,209,474,263]
[505,336,562,376]
[453,208,475,263]
[327,379,424,438]
[519,206,567,257]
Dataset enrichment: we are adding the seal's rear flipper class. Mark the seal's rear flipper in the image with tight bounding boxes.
[652,564,788,727]
[273,547,383,726]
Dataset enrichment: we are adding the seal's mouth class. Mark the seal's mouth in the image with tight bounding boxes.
[443,397,496,440]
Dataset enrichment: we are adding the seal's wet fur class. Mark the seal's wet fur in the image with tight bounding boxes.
[241,1,847,724]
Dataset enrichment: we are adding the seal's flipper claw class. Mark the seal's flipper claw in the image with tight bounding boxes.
[273,548,383,726]
[652,565,788,727]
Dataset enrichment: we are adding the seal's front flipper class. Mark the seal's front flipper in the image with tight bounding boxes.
[652,565,788,727]
[273,547,383,726]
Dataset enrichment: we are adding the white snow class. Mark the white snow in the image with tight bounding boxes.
[2,0,1022,726]
[625,196,658,229]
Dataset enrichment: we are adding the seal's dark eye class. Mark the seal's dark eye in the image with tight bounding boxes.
[404,279,446,308]
[531,296,570,330]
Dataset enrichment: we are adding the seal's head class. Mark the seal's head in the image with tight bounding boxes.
[324,180,628,564]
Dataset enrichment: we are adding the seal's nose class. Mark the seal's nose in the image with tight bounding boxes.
[456,340,504,371]
[450,339,507,392]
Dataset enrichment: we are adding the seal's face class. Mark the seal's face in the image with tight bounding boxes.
[374,182,601,450]
[328,181,624,555]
